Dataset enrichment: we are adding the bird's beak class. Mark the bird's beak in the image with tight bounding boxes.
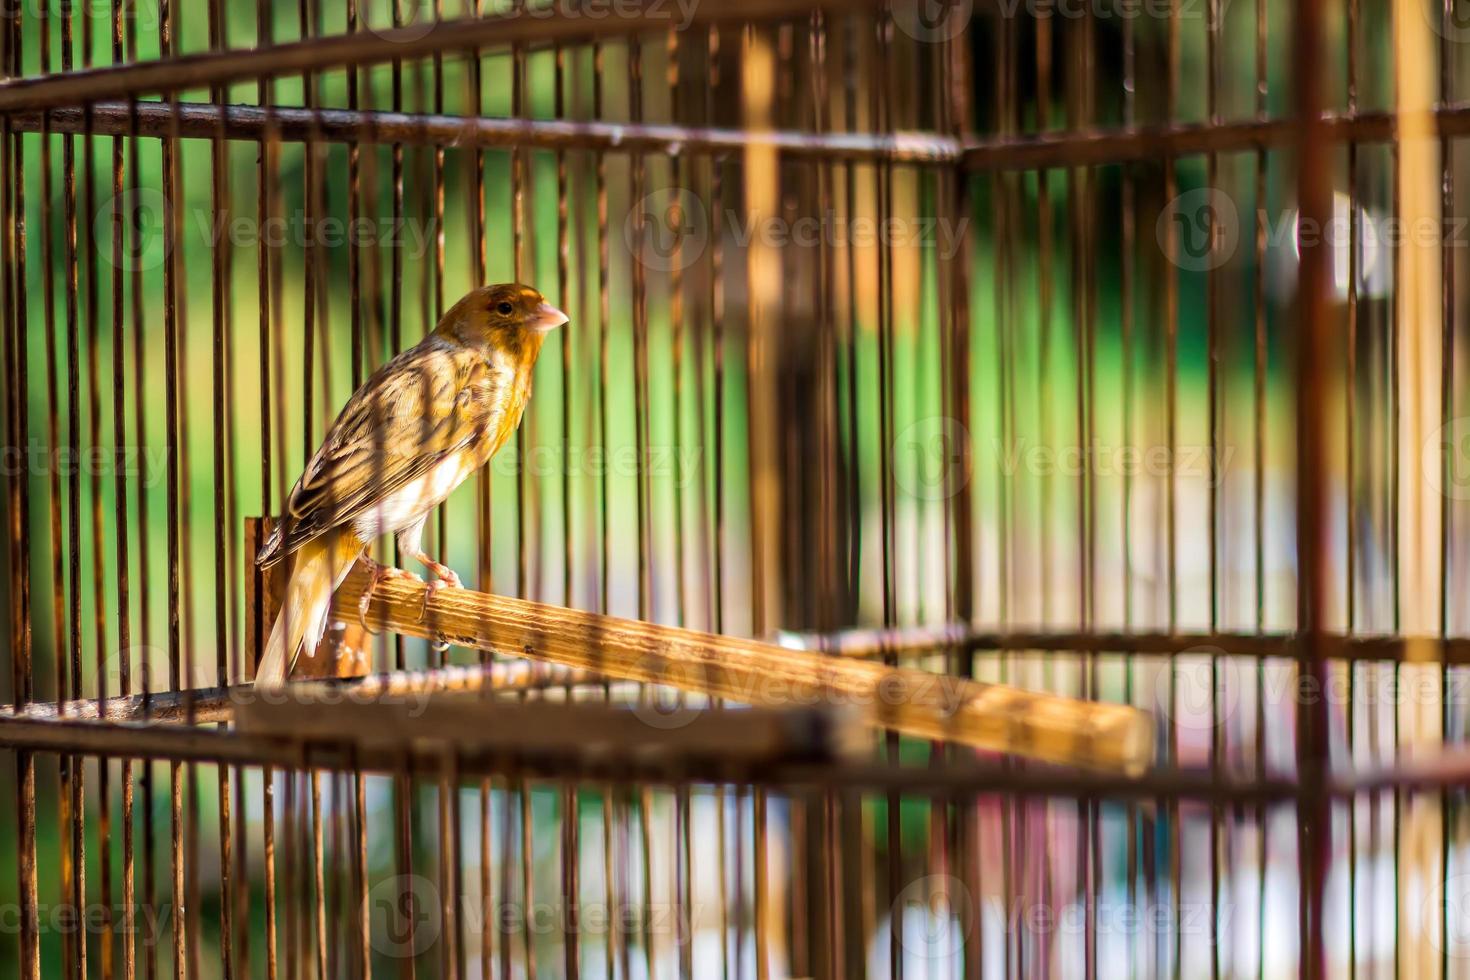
[529,301,569,333]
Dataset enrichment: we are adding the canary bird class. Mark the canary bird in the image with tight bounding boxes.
[254,283,567,688]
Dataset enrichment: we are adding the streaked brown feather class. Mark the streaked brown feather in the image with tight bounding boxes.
[257,335,501,566]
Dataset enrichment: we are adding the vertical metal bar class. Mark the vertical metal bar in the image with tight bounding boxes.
[129,0,155,964]
[940,11,978,979]
[808,12,846,980]
[156,9,187,980]
[1294,0,1333,968]
[1013,13,1032,976]
[388,0,406,664]
[77,2,111,970]
[1438,0,1456,969]
[626,28,660,980]
[1251,0,1270,966]
[589,33,619,980]
[6,1,38,973]
[512,5,528,601]
[446,755,465,980]
[204,1,237,976]
[554,28,580,980]
[1345,0,1361,969]
[1119,1,1141,973]
[667,26,694,974]
[1204,0,1223,970]
[395,764,417,980]
[255,0,280,974]
[1063,10,1100,976]
[100,0,130,974]
[1163,1,1181,974]
[705,24,731,979]
[861,10,901,979]
[60,4,89,974]
[352,755,369,979]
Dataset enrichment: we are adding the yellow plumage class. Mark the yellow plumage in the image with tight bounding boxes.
[255,283,566,688]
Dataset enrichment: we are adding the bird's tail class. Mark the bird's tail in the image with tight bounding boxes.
[256,532,365,689]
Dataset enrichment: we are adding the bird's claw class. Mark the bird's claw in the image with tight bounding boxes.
[357,560,388,634]
[417,564,463,623]
[358,559,422,634]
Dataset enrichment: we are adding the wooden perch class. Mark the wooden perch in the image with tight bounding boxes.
[330,565,1156,775]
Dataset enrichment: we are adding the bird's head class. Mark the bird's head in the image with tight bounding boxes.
[436,283,568,358]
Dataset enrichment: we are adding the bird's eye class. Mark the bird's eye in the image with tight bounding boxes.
[496,301,514,315]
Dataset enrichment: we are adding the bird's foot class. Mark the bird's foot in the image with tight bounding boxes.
[413,554,464,623]
[357,557,422,633]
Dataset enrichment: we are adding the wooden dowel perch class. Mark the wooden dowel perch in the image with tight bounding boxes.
[331,565,1156,775]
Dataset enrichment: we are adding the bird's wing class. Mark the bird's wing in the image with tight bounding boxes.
[258,340,492,565]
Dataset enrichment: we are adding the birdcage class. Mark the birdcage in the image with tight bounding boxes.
[0,0,1464,975]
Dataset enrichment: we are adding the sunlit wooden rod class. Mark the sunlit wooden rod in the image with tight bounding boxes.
[331,566,1156,775]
